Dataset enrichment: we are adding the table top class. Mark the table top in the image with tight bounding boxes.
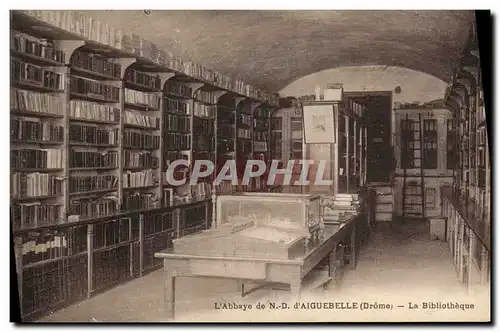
[155,215,358,265]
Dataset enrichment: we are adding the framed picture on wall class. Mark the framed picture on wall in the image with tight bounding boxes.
[302,102,336,144]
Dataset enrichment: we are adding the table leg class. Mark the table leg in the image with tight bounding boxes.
[164,272,176,320]
[290,281,301,301]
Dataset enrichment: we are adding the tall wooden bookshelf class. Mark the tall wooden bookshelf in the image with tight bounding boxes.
[442,22,490,292]
[10,11,279,321]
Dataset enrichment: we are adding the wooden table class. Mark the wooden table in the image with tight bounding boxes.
[154,215,362,320]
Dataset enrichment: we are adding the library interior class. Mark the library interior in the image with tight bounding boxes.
[10,10,491,322]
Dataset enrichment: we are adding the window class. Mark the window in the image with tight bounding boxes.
[400,119,415,168]
[422,119,438,169]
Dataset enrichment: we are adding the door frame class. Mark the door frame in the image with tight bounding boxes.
[344,91,394,183]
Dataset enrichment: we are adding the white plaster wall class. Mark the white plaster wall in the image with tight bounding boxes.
[280,66,448,105]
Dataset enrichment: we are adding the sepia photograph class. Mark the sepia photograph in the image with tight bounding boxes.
[7,8,491,324]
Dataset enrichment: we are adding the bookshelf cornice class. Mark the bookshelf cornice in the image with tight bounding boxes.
[13,10,280,107]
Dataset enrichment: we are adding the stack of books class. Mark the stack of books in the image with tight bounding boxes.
[323,194,361,225]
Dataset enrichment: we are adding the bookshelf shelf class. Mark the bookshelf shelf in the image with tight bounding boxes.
[10,51,65,66]
[11,140,63,145]
[12,81,64,93]
[123,185,158,191]
[69,188,118,197]
[69,167,117,171]
[70,92,119,104]
[13,168,64,173]
[124,103,159,112]
[70,66,120,81]
[11,109,63,118]
[12,195,60,202]
[69,142,119,148]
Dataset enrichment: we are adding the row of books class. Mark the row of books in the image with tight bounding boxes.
[164,132,191,151]
[124,88,160,109]
[11,173,63,198]
[254,117,269,130]
[124,110,160,129]
[422,141,438,150]
[348,100,367,118]
[218,125,235,138]
[125,69,161,90]
[193,117,214,136]
[164,97,190,114]
[11,119,64,143]
[271,118,282,131]
[11,149,63,170]
[217,181,235,195]
[217,138,235,153]
[15,11,280,106]
[478,148,486,167]
[477,90,486,123]
[124,151,159,169]
[194,90,218,105]
[70,76,120,102]
[254,107,268,119]
[69,125,120,145]
[237,128,252,139]
[21,233,68,265]
[238,113,253,127]
[217,111,235,125]
[253,131,268,141]
[478,127,487,145]
[11,203,63,231]
[193,102,216,118]
[69,100,119,123]
[162,168,189,186]
[71,49,121,78]
[422,120,438,132]
[238,140,252,155]
[11,88,64,116]
[191,182,213,200]
[123,131,160,150]
[69,174,119,193]
[182,203,206,228]
[193,135,214,152]
[122,192,159,212]
[165,82,192,98]
[123,170,158,188]
[163,151,189,168]
[11,31,65,64]
[164,113,191,133]
[19,232,68,266]
[163,188,174,207]
[11,59,65,90]
[68,196,118,220]
[69,150,118,169]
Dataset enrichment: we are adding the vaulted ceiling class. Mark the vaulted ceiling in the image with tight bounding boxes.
[81,10,475,91]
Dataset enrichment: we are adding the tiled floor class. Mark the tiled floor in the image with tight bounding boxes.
[40,220,490,322]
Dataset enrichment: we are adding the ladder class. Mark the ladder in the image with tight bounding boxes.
[401,113,426,219]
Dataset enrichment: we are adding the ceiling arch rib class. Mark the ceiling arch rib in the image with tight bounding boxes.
[81,10,475,91]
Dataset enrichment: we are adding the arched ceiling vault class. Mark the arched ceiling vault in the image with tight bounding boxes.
[81,10,475,91]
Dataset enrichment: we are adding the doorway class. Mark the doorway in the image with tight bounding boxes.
[345,92,393,184]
